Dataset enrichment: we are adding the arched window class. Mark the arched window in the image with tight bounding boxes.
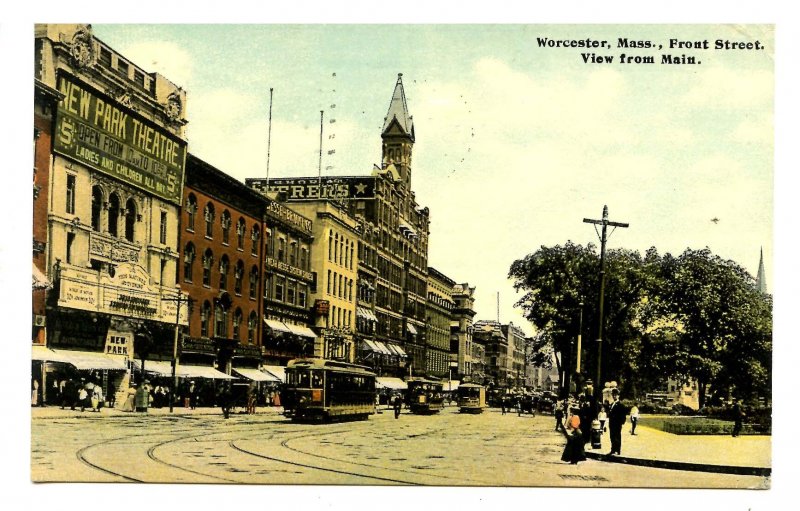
[91,186,103,231]
[124,198,137,242]
[234,260,244,295]
[202,249,214,287]
[183,243,195,282]
[214,302,228,338]
[108,193,120,237]
[201,300,211,337]
[219,255,229,290]
[328,231,333,261]
[236,218,245,249]
[249,266,259,299]
[289,241,297,266]
[247,311,257,344]
[221,210,231,244]
[251,225,260,256]
[233,308,243,340]
[186,194,197,231]
[204,203,215,238]
[265,227,273,257]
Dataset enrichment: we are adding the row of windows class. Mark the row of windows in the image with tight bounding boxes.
[183,244,259,299]
[326,305,352,329]
[186,194,260,255]
[199,302,258,343]
[328,231,355,270]
[326,270,354,302]
[89,184,140,243]
[265,274,308,309]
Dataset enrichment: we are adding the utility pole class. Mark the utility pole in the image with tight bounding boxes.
[583,205,629,400]
[161,290,192,413]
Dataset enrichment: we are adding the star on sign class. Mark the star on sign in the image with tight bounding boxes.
[354,182,367,194]
[711,217,720,224]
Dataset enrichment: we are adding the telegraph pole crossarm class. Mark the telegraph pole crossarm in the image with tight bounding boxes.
[582,205,629,401]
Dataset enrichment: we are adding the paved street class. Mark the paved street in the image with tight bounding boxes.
[31,405,769,488]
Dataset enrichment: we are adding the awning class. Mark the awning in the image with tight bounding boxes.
[362,339,381,353]
[264,319,292,333]
[262,365,286,383]
[130,359,174,376]
[376,377,407,390]
[357,307,378,322]
[32,263,51,290]
[51,349,128,370]
[233,367,276,382]
[407,323,418,335]
[180,365,234,380]
[372,341,393,356]
[283,323,317,339]
[391,344,407,357]
[32,345,70,362]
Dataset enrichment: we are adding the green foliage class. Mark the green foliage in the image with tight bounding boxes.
[509,244,772,405]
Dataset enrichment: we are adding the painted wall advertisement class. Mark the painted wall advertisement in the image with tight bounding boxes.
[54,74,187,204]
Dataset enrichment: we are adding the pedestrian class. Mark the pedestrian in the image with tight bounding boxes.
[393,394,402,419]
[134,382,149,413]
[561,409,586,464]
[31,378,40,407]
[219,383,233,419]
[77,384,89,412]
[107,382,116,408]
[121,383,136,412]
[629,403,640,435]
[272,389,281,407]
[501,394,508,415]
[578,385,598,445]
[607,388,628,455]
[188,381,198,409]
[598,405,608,433]
[554,401,564,431]
[91,384,103,412]
[247,381,257,414]
[731,399,744,437]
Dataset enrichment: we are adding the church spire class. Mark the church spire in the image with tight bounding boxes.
[381,73,415,186]
[756,247,767,294]
[382,73,414,139]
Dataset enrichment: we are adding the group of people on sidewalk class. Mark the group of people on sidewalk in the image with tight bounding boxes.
[56,376,114,412]
[559,384,637,464]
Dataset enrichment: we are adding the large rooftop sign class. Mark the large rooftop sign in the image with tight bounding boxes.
[247,177,375,201]
[54,74,187,205]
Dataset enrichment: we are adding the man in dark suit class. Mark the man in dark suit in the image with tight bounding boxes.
[607,388,628,455]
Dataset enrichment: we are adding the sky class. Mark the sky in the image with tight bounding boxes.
[2,3,798,510]
[82,23,774,336]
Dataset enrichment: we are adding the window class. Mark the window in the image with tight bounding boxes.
[233,308,243,340]
[66,232,75,264]
[234,260,244,295]
[287,281,296,305]
[328,231,333,260]
[219,255,229,290]
[298,285,307,308]
[327,270,331,294]
[66,174,76,214]
[183,243,195,282]
[186,194,197,231]
[278,238,285,262]
[108,194,120,237]
[159,211,167,244]
[215,304,228,337]
[265,226,274,256]
[275,276,284,302]
[201,301,211,337]
[202,249,214,287]
[236,218,245,249]
[249,266,259,299]
[204,203,215,238]
[251,226,260,256]
[91,186,103,231]
[247,312,257,343]
[221,210,231,244]
[124,199,137,242]
[300,247,307,271]
[289,241,296,266]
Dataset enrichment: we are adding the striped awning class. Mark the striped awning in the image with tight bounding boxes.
[391,344,407,357]
[265,319,292,333]
[284,323,317,339]
[407,323,418,335]
[130,359,174,376]
[262,365,286,383]
[233,367,276,382]
[32,345,70,362]
[51,349,128,370]
[32,263,52,290]
[372,341,393,356]
[376,377,407,390]
[357,307,378,322]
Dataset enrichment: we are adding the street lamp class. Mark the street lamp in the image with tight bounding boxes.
[162,285,191,413]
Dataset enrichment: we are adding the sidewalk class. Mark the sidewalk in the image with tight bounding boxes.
[571,419,771,476]
[30,404,286,419]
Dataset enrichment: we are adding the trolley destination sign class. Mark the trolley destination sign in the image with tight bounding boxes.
[54,74,187,205]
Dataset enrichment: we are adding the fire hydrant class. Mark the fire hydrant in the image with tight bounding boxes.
[591,419,603,449]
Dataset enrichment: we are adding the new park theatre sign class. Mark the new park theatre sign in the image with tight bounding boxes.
[53,74,187,205]
[58,262,189,326]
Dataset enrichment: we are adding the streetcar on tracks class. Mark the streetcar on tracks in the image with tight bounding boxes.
[456,383,486,414]
[281,358,376,422]
[407,377,445,414]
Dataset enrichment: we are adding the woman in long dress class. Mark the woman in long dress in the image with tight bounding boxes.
[121,384,136,412]
[561,410,587,464]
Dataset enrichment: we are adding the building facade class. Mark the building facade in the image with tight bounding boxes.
[473,320,510,387]
[503,323,527,388]
[451,283,477,379]
[180,155,267,374]
[36,24,189,398]
[426,267,456,379]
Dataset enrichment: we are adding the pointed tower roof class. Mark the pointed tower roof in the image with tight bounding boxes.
[756,247,767,293]
[382,73,414,139]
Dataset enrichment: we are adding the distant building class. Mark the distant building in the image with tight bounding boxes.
[426,268,456,379]
[451,283,477,378]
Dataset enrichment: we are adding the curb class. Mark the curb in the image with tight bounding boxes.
[558,425,770,477]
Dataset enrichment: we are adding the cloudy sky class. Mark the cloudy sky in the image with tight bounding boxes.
[86,24,774,334]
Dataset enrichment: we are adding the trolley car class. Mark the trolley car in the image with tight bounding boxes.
[281,358,376,422]
[407,377,445,414]
[457,383,486,413]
